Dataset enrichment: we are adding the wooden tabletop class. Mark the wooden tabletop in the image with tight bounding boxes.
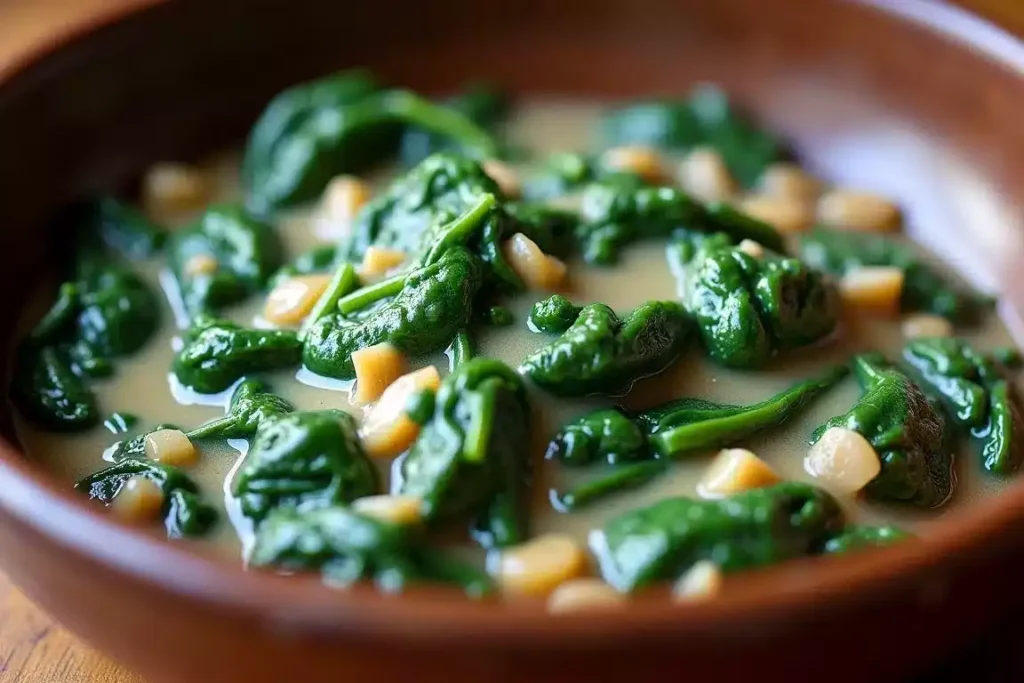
[2,1,1024,681]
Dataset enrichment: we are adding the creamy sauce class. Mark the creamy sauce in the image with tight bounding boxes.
[10,101,1019,563]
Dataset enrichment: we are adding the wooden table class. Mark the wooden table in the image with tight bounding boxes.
[2,1,1024,681]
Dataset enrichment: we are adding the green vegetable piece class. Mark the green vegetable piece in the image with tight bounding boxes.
[298,262,358,342]
[251,506,492,596]
[447,329,474,370]
[519,300,692,397]
[594,482,841,592]
[902,337,993,429]
[972,380,1024,476]
[822,525,910,554]
[169,204,284,316]
[599,85,788,187]
[528,294,582,334]
[10,346,98,431]
[902,338,1024,475]
[84,196,166,259]
[502,202,578,259]
[76,458,217,538]
[545,408,648,466]
[553,461,668,512]
[73,261,160,359]
[243,72,499,213]
[187,379,293,440]
[683,237,839,368]
[641,364,848,458]
[103,412,138,435]
[799,227,991,324]
[234,410,378,523]
[399,358,530,549]
[340,153,501,262]
[481,306,514,327]
[27,283,79,348]
[576,182,784,265]
[302,247,482,380]
[400,83,508,166]
[813,355,953,507]
[576,184,704,265]
[173,316,302,394]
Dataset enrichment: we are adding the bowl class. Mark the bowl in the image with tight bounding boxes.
[3,1,1024,680]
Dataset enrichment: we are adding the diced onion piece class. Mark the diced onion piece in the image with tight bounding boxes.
[740,195,813,234]
[737,239,765,259]
[902,313,953,340]
[322,175,371,227]
[358,247,406,280]
[351,343,407,405]
[818,189,901,232]
[672,561,723,603]
[263,274,331,325]
[111,476,164,523]
[144,429,198,468]
[697,448,780,499]
[353,495,423,525]
[805,426,881,495]
[601,145,667,184]
[142,162,212,215]
[756,163,822,202]
[502,233,566,291]
[360,366,442,459]
[496,533,588,597]
[839,266,905,316]
[547,578,626,614]
[678,147,737,203]
[483,159,521,198]
[183,253,219,277]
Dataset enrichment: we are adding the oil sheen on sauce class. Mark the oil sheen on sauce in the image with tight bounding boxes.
[10,101,1016,561]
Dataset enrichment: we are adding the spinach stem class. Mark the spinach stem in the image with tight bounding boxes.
[447,330,474,372]
[299,263,357,340]
[462,384,496,463]
[552,460,668,512]
[422,193,496,266]
[336,272,406,316]
[383,91,499,157]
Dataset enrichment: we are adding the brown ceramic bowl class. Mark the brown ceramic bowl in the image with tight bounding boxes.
[3,1,1024,681]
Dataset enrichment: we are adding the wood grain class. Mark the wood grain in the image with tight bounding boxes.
[0,1,1022,682]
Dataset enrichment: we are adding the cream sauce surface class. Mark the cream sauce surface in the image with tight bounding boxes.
[11,101,1018,562]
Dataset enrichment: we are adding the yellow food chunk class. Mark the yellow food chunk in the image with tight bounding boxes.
[110,476,164,523]
[757,163,822,202]
[547,578,626,614]
[351,343,407,405]
[740,195,813,234]
[697,448,780,498]
[483,159,521,198]
[678,147,737,202]
[600,145,667,184]
[263,274,331,326]
[495,534,588,597]
[805,426,881,495]
[142,162,212,214]
[360,365,442,459]
[902,313,953,340]
[817,189,901,232]
[839,266,905,316]
[358,247,406,279]
[353,495,424,525]
[737,239,765,259]
[672,561,723,603]
[502,233,566,291]
[144,429,198,468]
[322,175,371,226]
[183,253,219,278]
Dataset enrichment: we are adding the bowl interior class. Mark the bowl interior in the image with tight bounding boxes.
[3,0,1024,663]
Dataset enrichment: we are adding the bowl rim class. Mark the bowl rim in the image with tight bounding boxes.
[2,0,1024,645]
